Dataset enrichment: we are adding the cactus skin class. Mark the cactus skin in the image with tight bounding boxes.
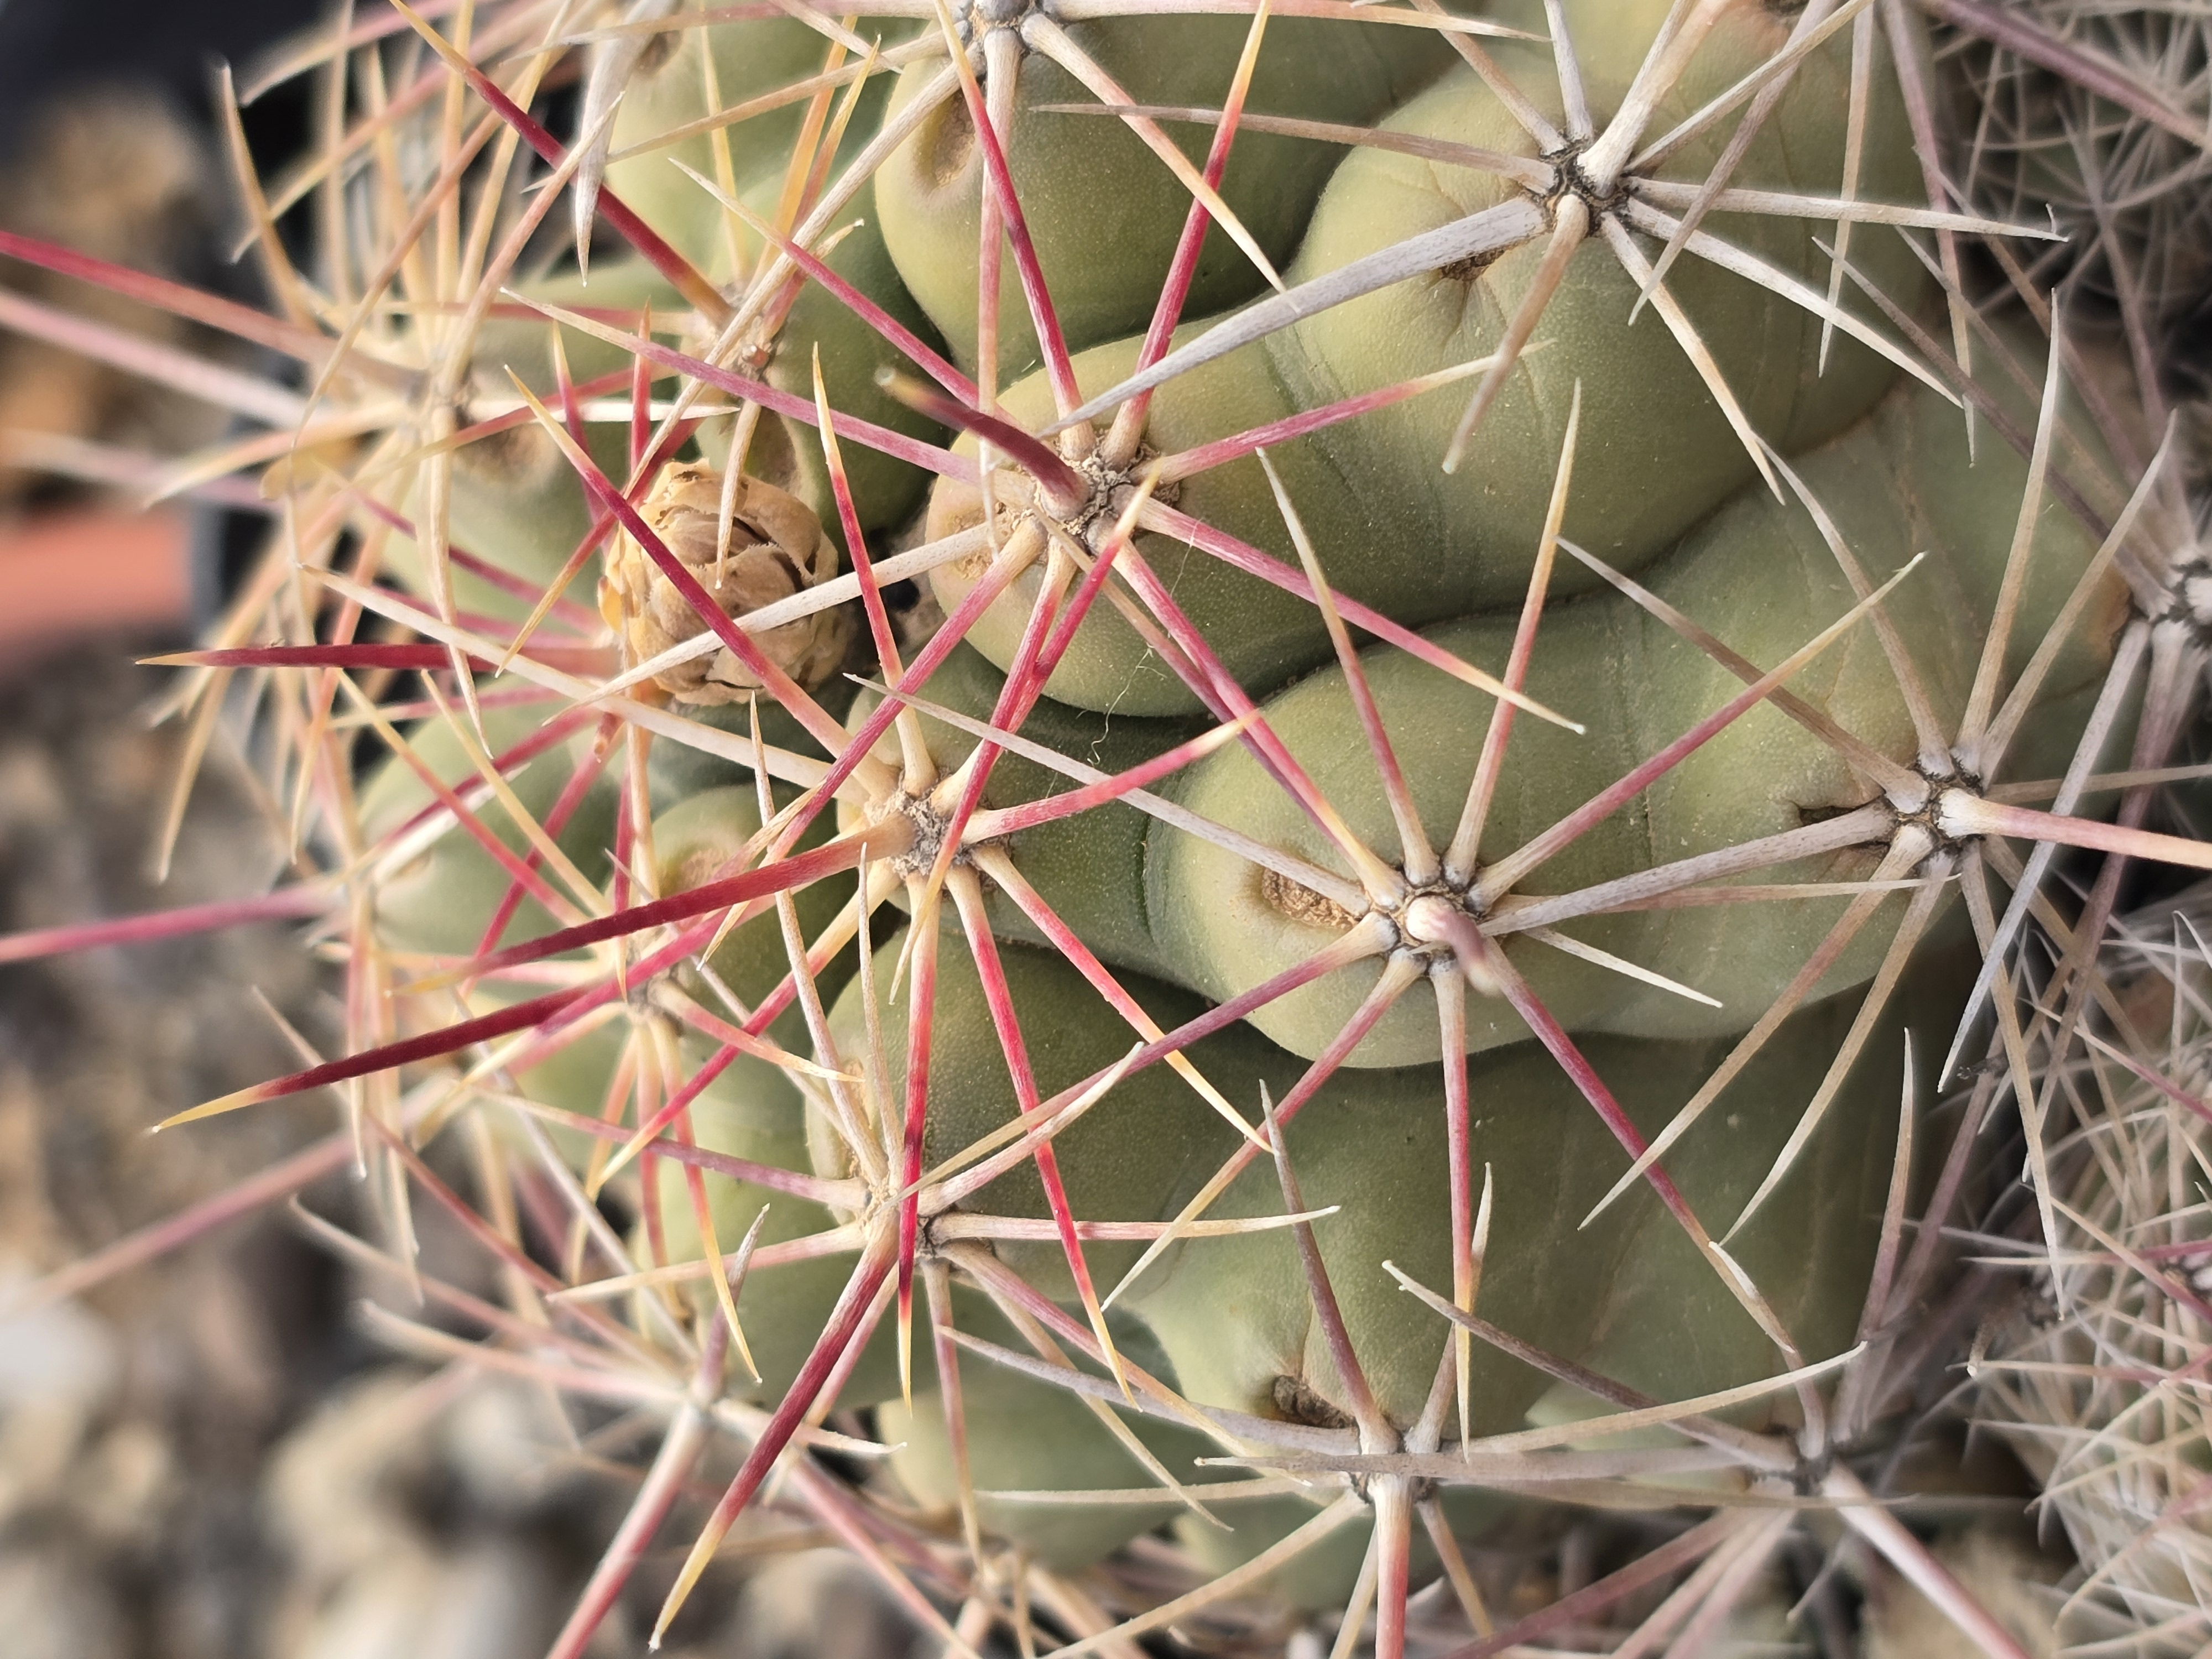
[682,178,948,539]
[608,24,956,541]
[823,930,1254,1298]
[879,1300,1233,1572]
[905,353,2130,1066]
[392,262,675,623]
[843,639,1203,978]
[921,4,1933,714]
[359,703,622,958]
[828,905,1942,1447]
[640,1043,888,1402]
[375,0,2119,1558]
[1273,19,1928,592]
[874,13,1455,377]
[651,783,855,1029]
[1151,358,2128,1063]
[604,20,868,268]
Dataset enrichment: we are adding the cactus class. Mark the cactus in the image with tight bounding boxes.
[1970,879,2212,1654]
[1938,0,2212,320]
[8,0,2212,1654]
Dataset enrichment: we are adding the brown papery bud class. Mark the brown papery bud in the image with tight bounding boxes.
[603,460,855,703]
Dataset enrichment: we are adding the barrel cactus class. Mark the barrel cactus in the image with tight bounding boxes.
[9,0,2212,1653]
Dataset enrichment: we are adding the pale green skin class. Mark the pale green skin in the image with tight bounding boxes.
[448,925,889,1408]
[468,925,887,1410]
[1161,1486,1547,1615]
[925,324,1385,714]
[474,233,943,556]
[641,1043,896,1407]
[888,1352,1503,1585]
[644,679,862,810]
[1535,954,1957,1412]
[822,926,1522,1575]
[928,4,1931,714]
[1167,1495,1383,1614]
[868,351,2125,1066]
[1115,964,1941,1434]
[825,916,1932,1584]
[343,0,2141,1598]
[874,14,1458,379]
[822,927,1261,1299]
[471,258,686,390]
[357,703,620,959]
[390,19,951,629]
[388,262,674,623]
[844,640,1205,980]
[601,19,947,538]
[1123,1050,1642,1435]
[1276,5,1928,600]
[681,168,950,541]
[394,234,938,620]
[604,17,916,270]
[907,358,2123,1064]
[649,784,857,1041]
[879,1299,1232,1572]
[361,750,867,1403]
[1142,957,1941,1609]
[1150,364,2126,1065]
[388,414,632,628]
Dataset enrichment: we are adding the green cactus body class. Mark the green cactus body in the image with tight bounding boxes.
[861,351,2127,1067]
[682,169,948,539]
[387,260,682,623]
[1123,1045,1655,1434]
[920,0,1932,713]
[920,322,1373,714]
[397,150,946,633]
[1120,975,1931,1437]
[470,258,685,390]
[601,19,948,538]
[1558,956,1957,1412]
[639,1042,897,1405]
[844,639,1203,977]
[823,927,1257,1297]
[827,910,1933,1585]
[385,413,632,626]
[644,679,863,807]
[1167,1481,1522,1615]
[1149,363,2128,1063]
[874,11,1457,376]
[878,1301,1231,1571]
[651,783,857,1024]
[359,703,621,958]
[1275,15,1927,589]
[604,17,911,270]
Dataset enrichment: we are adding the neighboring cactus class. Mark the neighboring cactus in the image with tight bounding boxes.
[9,1,2212,1656]
[1939,0,2212,320]
[1971,879,2212,1654]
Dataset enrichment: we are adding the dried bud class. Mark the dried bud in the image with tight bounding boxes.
[603,461,855,703]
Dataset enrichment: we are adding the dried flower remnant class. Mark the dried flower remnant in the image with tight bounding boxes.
[602,460,854,702]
